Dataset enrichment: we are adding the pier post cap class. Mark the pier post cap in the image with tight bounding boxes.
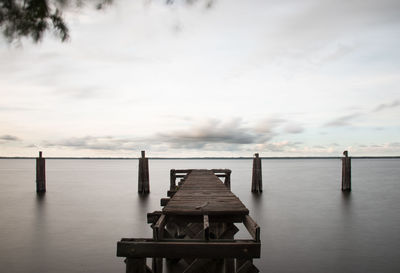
[39,151,42,158]
[343,150,348,157]
[141,151,145,158]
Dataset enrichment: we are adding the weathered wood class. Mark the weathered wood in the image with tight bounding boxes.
[236,259,259,273]
[117,239,261,259]
[125,258,147,273]
[152,258,162,273]
[243,216,260,242]
[153,215,167,241]
[147,211,162,224]
[163,170,249,216]
[152,213,165,273]
[138,151,150,194]
[342,150,351,191]
[212,169,232,190]
[170,169,176,191]
[203,215,210,241]
[119,168,261,272]
[182,259,209,273]
[167,190,177,197]
[251,154,262,193]
[160,198,170,206]
[36,151,46,193]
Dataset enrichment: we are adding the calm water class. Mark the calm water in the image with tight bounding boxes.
[0,158,399,273]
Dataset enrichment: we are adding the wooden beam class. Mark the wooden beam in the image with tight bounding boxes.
[160,198,170,206]
[174,169,193,174]
[182,259,209,273]
[167,190,177,197]
[243,215,260,242]
[212,169,231,174]
[236,260,259,273]
[153,215,167,241]
[125,258,147,273]
[147,211,162,224]
[117,239,261,259]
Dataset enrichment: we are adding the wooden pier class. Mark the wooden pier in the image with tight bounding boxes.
[117,169,261,273]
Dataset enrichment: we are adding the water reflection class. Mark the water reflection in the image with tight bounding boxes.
[340,191,352,215]
[36,192,46,205]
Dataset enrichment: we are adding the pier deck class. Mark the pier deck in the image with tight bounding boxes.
[117,169,260,273]
[163,170,249,216]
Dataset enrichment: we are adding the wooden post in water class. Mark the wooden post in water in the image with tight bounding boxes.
[251,153,262,193]
[36,151,46,193]
[138,151,150,194]
[342,150,351,191]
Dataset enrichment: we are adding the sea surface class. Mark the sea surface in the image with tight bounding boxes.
[0,158,399,273]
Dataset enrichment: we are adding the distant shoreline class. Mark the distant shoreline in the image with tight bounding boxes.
[1,156,399,160]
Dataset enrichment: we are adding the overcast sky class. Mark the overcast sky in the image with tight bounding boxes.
[1,0,399,157]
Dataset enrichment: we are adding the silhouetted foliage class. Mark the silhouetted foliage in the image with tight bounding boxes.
[0,0,112,42]
[0,0,212,43]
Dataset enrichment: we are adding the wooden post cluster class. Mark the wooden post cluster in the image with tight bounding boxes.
[251,153,262,193]
[341,150,351,191]
[36,151,46,193]
[138,151,150,194]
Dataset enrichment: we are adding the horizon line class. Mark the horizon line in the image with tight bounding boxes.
[1,156,400,160]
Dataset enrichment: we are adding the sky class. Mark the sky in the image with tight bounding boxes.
[0,0,399,157]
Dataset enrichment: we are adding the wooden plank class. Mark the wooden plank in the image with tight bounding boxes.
[117,239,261,259]
[163,170,249,216]
[243,215,260,242]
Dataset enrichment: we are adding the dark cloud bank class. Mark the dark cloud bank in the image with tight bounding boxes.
[42,118,304,152]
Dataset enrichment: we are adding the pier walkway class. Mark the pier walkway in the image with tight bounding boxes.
[117,169,261,273]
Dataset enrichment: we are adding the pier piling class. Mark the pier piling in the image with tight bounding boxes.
[342,151,351,191]
[251,153,262,193]
[138,151,150,194]
[36,151,46,193]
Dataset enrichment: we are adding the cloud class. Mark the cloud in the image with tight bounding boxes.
[43,136,142,151]
[372,100,400,112]
[0,135,20,141]
[325,113,361,127]
[283,123,304,134]
[40,117,301,152]
[156,118,282,149]
[325,99,400,127]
